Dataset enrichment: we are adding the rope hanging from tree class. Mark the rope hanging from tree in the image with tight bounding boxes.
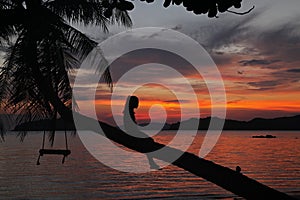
[36,130,71,165]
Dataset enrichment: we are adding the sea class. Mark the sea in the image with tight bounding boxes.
[0,130,299,200]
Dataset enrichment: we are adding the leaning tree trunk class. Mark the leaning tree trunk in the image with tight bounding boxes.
[27,39,296,200]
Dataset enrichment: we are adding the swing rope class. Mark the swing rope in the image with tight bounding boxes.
[36,129,71,165]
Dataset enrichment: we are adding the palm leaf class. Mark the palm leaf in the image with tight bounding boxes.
[110,8,132,27]
[45,0,109,31]
[0,0,133,142]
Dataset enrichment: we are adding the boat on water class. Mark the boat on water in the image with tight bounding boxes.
[252,134,277,138]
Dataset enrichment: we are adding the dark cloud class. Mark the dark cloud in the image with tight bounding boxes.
[259,65,282,70]
[248,80,280,87]
[211,52,234,66]
[286,68,300,73]
[227,99,242,104]
[214,51,224,55]
[163,99,178,103]
[163,99,190,103]
[238,59,280,66]
[109,48,198,82]
[248,87,274,91]
[247,80,282,90]
[186,8,300,68]
[0,46,6,52]
[202,11,263,50]
[171,25,182,31]
[197,12,300,94]
[255,23,300,63]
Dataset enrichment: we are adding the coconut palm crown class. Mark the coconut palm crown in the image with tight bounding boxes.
[0,0,132,141]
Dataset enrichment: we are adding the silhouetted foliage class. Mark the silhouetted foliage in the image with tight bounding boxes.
[102,0,253,18]
[0,0,132,141]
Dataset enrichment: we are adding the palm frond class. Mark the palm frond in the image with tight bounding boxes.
[58,22,113,88]
[0,3,27,44]
[0,0,131,143]
[0,9,18,44]
[1,31,53,122]
[44,0,109,31]
[110,8,132,27]
[0,0,14,8]
[0,25,14,45]
[60,23,97,61]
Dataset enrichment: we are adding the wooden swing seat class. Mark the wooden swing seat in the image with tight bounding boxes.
[39,149,71,156]
[36,130,71,165]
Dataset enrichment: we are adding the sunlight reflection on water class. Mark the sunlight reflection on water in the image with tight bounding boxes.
[0,131,299,199]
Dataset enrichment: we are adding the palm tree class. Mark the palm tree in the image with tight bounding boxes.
[0,0,132,141]
[0,1,295,199]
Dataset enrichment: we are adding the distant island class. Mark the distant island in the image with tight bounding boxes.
[14,118,76,131]
[14,115,300,131]
[165,115,300,130]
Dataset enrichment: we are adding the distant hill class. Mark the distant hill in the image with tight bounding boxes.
[0,114,18,131]
[14,115,300,131]
[14,118,76,131]
[135,122,171,130]
[168,115,300,130]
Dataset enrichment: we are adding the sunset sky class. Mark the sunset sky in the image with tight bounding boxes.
[72,0,300,125]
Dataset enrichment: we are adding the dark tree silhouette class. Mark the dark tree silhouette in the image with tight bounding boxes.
[0,0,131,140]
[0,1,295,199]
[101,0,255,18]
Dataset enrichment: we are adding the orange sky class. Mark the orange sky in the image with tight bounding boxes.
[73,13,300,125]
[76,52,300,125]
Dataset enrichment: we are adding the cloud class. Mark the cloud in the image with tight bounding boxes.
[248,80,280,87]
[238,59,280,66]
[163,99,190,103]
[183,5,300,69]
[254,24,300,63]
[247,80,283,90]
[0,46,6,52]
[186,9,300,96]
[109,48,199,83]
[286,68,300,73]
[227,99,243,104]
[171,25,182,31]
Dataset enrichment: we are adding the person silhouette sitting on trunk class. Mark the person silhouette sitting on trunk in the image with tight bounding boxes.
[123,95,160,170]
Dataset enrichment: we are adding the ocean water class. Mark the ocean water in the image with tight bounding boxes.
[0,131,299,199]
